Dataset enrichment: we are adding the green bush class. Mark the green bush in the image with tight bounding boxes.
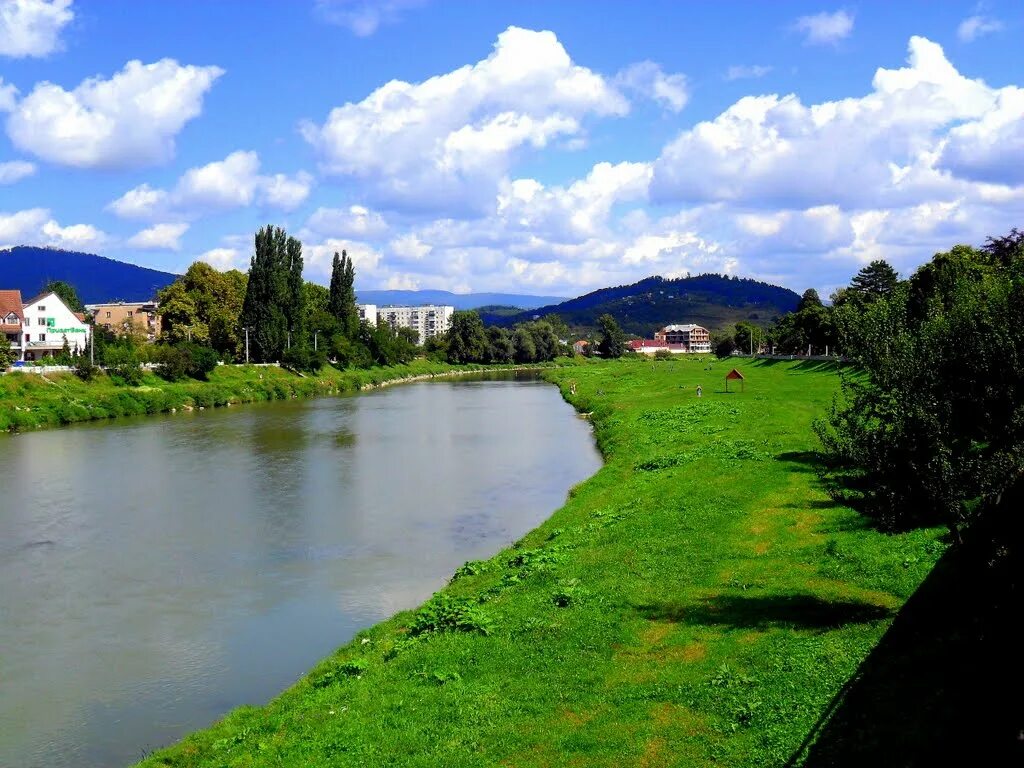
[408,595,492,637]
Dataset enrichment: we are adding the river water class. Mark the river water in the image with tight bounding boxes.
[0,373,601,767]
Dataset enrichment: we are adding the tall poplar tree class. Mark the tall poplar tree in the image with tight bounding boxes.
[328,250,360,337]
[241,225,300,362]
[285,235,305,348]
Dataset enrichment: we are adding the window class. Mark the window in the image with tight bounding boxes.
[38,306,45,312]
[127,311,133,317]
[39,334,46,342]
[106,311,111,319]
[24,334,30,342]
[38,318,46,326]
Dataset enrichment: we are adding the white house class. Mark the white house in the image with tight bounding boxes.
[19,290,91,361]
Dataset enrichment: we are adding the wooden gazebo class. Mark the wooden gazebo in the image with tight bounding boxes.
[725,368,745,392]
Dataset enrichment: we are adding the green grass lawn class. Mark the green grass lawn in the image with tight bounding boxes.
[0,359,565,432]
[137,357,944,767]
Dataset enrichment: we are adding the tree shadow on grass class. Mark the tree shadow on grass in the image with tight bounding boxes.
[788,546,1023,766]
[635,593,892,632]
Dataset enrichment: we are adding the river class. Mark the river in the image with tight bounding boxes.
[0,373,601,767]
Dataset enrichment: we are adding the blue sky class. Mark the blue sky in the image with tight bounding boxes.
[1,0,1021,297]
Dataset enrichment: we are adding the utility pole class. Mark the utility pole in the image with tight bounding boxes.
[90,322,94,366]
[314,330,318,352]
[287,328,291,350]
[244,327,250,364]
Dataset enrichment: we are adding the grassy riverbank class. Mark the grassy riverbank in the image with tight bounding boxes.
[137,357,945,767]
[0,359,575,433]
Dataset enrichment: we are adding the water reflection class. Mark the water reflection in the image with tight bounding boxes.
[0,375,600,768]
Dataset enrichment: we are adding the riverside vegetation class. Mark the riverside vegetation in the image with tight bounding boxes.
[0,360,574,433]
[137,357,947,767]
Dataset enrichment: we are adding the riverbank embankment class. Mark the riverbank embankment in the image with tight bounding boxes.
[0,359,581,433]
[137,357,946,767]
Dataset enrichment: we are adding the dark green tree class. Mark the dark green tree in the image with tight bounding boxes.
[486,326,515,363]
[849,260,900,303]
[240,225,292,362]
[527,321,560,361]
[513,325,536,363]
[797,288,823,312]
[328,250,360,338]
[597,313,625,358]
[817,234,1024,545]
[446,311,489,364]
[284,235,306,350]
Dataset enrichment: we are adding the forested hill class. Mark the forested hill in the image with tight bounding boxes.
[1,246,178,303]
[480,274,801,335]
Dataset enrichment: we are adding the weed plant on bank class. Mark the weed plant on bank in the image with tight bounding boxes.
[136,357,945,768]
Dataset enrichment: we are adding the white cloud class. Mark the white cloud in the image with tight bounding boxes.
[726,65,772,81]
[957,15,1002,43]
[651,37,1004,209]
[0,159,34,183]
[616,61,688,112]
[389,233,431,261]
[303,238,383,279]
[793,10,854,45]
[939,86,1024,185]
[304,204,388,239]
[0,0,73,58]
[108,151,313,219]
[176,151,260,209]
[107,184,168,219]
[261,171,314,210]
[0,77,17,109]
[314,0,424,37]
[6,58,224,169]
[127,222,188,250]
[0,206,105,250]
[197,247,241,270]
[301,26,628,213]
[385,273,420,290]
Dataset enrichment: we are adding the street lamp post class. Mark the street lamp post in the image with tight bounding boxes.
[313,330,318,352]
[244,326,250,364]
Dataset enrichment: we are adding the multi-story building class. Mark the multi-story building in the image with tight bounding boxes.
[86,301,161,341]
[356,304,377,327]
[653,323,712,353]
[2,289,92,362]
[376,305,454,345]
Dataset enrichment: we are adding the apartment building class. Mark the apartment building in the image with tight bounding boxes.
[86,301,161,340]
[653,323,712,353]
[356,304,377,327]
[2,289,91,362]
[376,305,454,345]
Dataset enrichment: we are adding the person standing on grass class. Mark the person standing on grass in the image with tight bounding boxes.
[696,385,702,398]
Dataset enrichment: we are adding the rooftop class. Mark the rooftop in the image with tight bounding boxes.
[0,290,25,324]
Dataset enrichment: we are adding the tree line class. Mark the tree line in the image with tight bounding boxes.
[714,259,902,358]
[810,229,1022,575]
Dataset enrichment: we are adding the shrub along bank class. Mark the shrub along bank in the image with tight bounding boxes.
[0,359,578,433]
[137,357,945,767]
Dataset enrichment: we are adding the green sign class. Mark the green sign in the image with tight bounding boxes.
[50,327,86,334]
[46,317,55,328]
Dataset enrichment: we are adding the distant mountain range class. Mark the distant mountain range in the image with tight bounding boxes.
[0,247,567,309]
[355,289,567,310]
[1,246,179,303]
[481,274,801,335]
[0,248,799,331]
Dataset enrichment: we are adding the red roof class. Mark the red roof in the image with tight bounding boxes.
[0,289,25,326]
